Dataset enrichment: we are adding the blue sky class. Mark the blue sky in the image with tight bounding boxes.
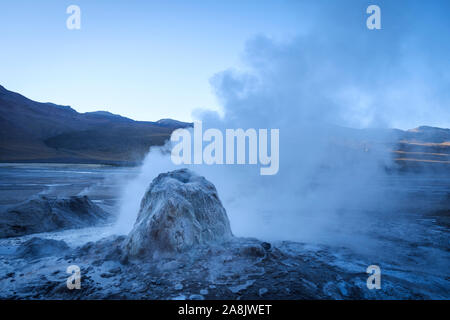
[0,0,449,129]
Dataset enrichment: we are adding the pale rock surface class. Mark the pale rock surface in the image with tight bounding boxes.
[123,169,233,257]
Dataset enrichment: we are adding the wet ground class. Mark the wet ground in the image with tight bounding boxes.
[0,163,138,211]
[0,164,448,299]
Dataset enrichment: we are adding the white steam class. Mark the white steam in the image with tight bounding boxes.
[114,34,409,246]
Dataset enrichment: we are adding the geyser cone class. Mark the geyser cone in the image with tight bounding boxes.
[123,169,233,258]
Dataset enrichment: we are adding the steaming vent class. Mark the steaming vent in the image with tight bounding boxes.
[123,169,233,258]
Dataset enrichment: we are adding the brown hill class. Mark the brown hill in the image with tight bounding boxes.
[0,85,190,165]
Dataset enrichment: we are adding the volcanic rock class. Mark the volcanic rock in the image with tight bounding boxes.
[0,195,110,238]
[123,169,233,257]
[15,237,70,259]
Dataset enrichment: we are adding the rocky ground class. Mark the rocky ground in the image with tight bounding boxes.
[0,234,448,300]
[0,195,110,238]
[0,169,448,300]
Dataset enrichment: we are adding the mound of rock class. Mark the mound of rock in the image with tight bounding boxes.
[123,169,233,257]
[15,237,70,259]
[0,196,110,238]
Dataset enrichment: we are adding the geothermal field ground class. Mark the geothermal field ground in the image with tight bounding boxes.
[0,163,448,299]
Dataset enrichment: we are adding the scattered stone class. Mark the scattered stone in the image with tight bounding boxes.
[119,253,129,265]
[223,255,233,262]
[261,242,271,251]
[100,273,114,278]
[239,245,265,258]
[108,267,121,274]
[105,247,123,261]
[0,196,110,238]
[174,283,183,291]
[160,260,179,270]
[15,237,70,259]
[200,289,208,295]
[338,282,348,296]
[229,280,256,294]
[189,294,205,300]
[259,288,268,296]
[302,278,318,290]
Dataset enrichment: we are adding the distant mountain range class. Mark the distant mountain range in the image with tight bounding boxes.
[332,125,450,170]
[391,126,450,167]
[0,85,448,167]
[0,85,191,165]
